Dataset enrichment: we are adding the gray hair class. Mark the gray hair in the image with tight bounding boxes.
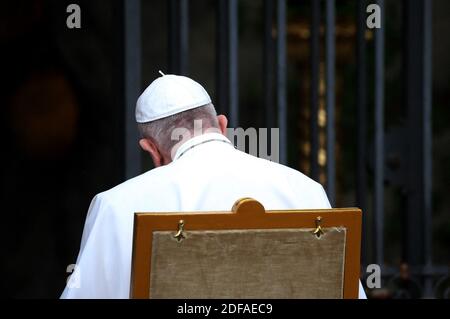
[137,103,219,155]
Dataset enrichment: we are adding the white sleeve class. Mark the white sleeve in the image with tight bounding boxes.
[60,194,130,299]
[318,184,332,208]
[359,281,367,299]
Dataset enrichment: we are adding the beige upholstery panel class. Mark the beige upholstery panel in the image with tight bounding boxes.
[150,228,346,298]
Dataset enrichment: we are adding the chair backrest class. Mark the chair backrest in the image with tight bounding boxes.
[130,198,362,299]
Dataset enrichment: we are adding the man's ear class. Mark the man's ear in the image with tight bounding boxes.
[139,138,163,167]
[217,115,228,135]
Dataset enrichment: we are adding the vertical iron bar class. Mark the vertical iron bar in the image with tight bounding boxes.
[405,0,423,266]
[168,0,189,75]
[228,0,239,128]
[216,0,229,115]
[325,0,335,206]
[422,0,433,297]
[124,0,142,178]
[168,0,178,73]
[356,0,368,265]
[404,0,433,297]
[277,0,287,165]
[180,0,189,75]
[374,0,385,267]
[310,0,320,181]
[264,0,275,129]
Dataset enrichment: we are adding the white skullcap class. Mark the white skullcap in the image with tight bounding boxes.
[135,72,212,123]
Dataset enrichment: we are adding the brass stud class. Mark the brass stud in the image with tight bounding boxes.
[313,216,324,238]
[174,220,186,242]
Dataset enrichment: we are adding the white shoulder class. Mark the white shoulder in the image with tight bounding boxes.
[97,165,170,202]
[249,153,322,188]
[248,155,331,208]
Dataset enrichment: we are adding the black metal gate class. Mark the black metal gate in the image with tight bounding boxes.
[122,0,448,298]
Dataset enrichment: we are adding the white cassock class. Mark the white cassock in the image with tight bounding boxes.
[61,132,367,299]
